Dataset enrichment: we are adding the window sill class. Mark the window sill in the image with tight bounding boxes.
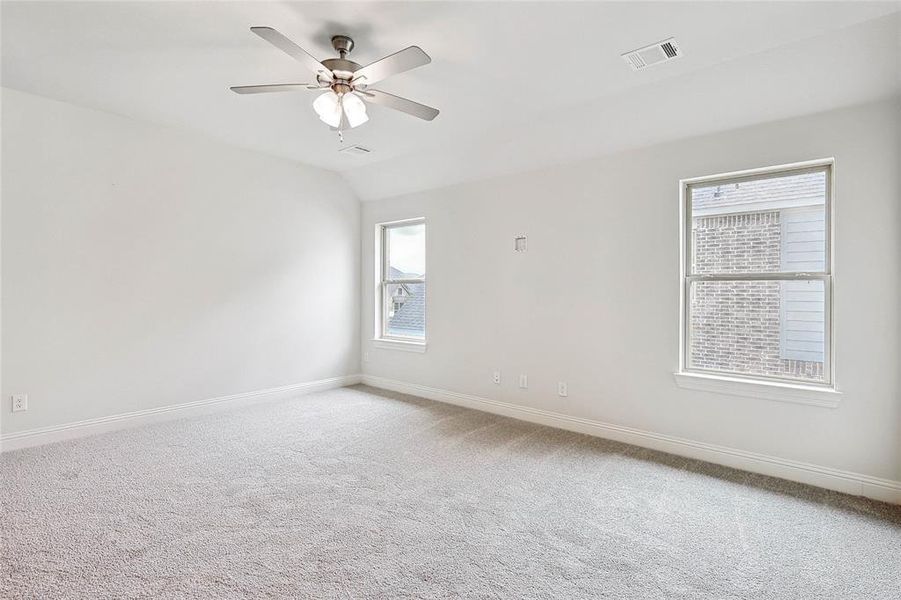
[673,372,841,408]
[372,339,427,353]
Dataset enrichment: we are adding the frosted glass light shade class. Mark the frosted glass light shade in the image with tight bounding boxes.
[313,91,342,127]
[342,92,369,128]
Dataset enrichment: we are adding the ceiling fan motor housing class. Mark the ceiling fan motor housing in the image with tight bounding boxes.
[322,58,359,78]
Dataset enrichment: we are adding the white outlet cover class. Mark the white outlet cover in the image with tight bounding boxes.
[493,370,501,384]
[11,393,28,412]
[519,374,528,389]
[558,382,568,397]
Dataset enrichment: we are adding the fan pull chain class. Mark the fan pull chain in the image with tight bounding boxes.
[337,94,345,143]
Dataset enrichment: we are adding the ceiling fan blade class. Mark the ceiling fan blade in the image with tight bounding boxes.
[230,83,317,94]
[359,89,439,121]
[351,46,430,86]
[250,26,332,81]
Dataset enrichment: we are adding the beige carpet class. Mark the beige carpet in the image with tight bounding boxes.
[2,384,899,599]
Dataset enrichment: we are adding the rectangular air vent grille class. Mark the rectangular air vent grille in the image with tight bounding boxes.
[339,145,372,156]
[622,37,682,71]
[661,41,678,58]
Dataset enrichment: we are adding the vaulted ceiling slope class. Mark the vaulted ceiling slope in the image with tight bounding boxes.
[3,2,899,200]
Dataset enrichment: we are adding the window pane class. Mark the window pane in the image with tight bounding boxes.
[385,282,425,339]
[690,170,826,274]
[387,223,425,279]
[688,279,825,382]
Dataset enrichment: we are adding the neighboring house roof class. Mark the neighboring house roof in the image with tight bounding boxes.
[388,266,424,279]
[387,266,425,336]
[389,282,425,335]
[692,171,825,216]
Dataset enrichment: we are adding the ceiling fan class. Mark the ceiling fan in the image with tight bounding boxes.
[231,27,439,137]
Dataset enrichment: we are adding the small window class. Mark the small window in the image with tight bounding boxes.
[681,161,833,386]
[378,219,426,341]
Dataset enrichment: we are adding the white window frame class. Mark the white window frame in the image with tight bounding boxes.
[374,218,426,351]
[676,159,839,405]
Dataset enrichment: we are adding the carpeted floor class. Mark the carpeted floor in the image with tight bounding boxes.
[1,385,899,599]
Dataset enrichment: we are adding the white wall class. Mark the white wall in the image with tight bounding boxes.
[1,87,360,435]
[361,98,901,483]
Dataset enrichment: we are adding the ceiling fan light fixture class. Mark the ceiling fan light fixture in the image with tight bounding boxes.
[232,28,439,135]
[313,91,342,127]
[342,92,369,128]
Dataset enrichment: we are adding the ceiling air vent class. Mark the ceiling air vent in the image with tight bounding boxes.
[621,37,682,71]
[339,145,372,157]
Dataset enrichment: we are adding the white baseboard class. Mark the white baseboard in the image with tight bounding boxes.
[361,375,901,505]
[1,374,362,453]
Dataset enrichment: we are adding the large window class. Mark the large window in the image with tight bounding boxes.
[681,161,833,386]
[378,219,426,342]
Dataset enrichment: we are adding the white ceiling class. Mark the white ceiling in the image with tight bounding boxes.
[3,1,899,200]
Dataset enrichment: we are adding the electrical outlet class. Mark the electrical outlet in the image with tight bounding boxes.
[519,374,528,389]
[493,370,501,384]
[558,382,568,397]
[363,352,370,362]
[11,394,28,413]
